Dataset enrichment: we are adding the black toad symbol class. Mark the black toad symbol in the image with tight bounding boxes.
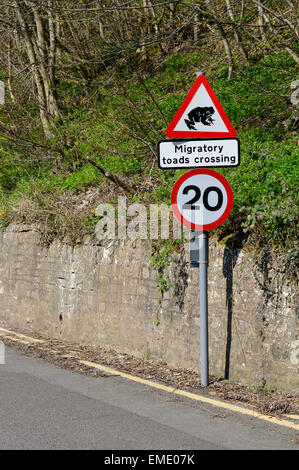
[184,106,215,130]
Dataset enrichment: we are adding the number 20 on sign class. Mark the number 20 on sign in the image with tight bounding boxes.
[171,169,233,231]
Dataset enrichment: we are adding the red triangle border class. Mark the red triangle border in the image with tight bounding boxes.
[165,75,236,138]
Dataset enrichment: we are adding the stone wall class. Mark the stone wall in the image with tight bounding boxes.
[0,224,298,390]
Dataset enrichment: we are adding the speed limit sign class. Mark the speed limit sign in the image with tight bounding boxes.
[171,169,233,231]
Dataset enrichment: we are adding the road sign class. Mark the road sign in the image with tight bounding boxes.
[171,169,233,231]
[158,138,240,169]
[165,75,236,139]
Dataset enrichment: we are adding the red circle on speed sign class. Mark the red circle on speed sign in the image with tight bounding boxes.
[171,169,233,231]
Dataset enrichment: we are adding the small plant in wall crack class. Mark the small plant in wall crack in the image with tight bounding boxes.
[150,240,179,305]
[143,350,151,360]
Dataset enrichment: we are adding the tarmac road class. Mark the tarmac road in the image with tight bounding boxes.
[0,347,297,450]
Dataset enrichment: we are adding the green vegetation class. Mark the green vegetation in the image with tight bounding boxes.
[150,240,178,302]
[0,1,298,268]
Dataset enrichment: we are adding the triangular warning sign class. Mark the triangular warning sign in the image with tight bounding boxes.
[166,75,236,138]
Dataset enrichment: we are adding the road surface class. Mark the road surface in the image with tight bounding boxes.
[0,347,297,450]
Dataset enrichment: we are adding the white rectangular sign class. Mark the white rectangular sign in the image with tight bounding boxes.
[158,138,240,169]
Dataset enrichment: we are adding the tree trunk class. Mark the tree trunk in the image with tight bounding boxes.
[7,36,16,102]
[225,0,248,62]
[47,0,59,117]
[257,2,266,42]
[30,1,59,118]
[194,13,199,42]
[205,0,233,80]
[14,1,53,138]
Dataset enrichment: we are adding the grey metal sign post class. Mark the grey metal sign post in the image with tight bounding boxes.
[190,229,209,387]
[193,72,209,387]
[199,231,209,387]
